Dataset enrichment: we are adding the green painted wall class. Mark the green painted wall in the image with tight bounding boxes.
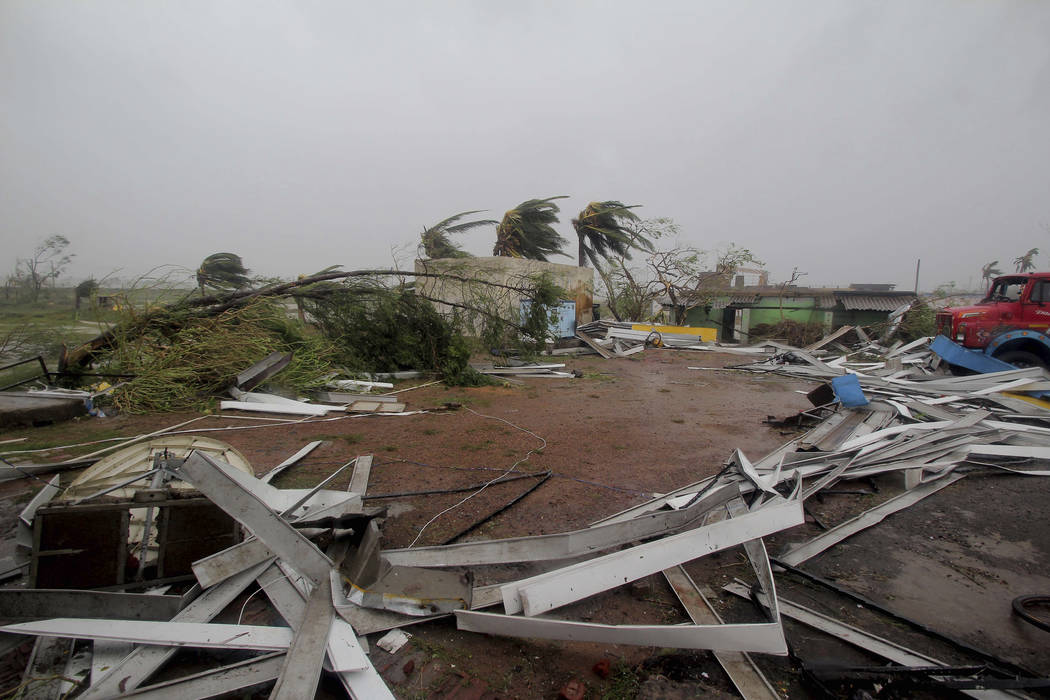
[748,307,827,327]
[679,295,898,341]
[682,306,720,329]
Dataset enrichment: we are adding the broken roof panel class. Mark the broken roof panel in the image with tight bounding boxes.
[837,294,917,311]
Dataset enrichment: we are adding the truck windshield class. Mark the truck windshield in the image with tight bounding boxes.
[984,279,1026,302]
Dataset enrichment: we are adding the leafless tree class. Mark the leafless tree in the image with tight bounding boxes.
[16,235,74,300]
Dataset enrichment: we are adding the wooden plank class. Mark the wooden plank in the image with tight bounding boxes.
[270,577,332,699]
[348,455,373,496]
[502,496,804,616]
[3,619,294,651]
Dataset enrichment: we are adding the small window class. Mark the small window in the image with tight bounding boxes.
[1031,281,1050,303]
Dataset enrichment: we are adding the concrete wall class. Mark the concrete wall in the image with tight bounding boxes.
[414,256,594,331]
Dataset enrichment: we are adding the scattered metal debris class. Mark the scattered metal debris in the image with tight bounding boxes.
[3,331,1050,698]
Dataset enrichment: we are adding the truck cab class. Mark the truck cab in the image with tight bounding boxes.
[936,273,1050,368]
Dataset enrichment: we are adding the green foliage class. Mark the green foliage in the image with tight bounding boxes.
[102,300,334,412]
[306,285,494,386]
[419,210,496,259]
[493,197,570,261]
[601,661,641,700]
[74,278,99,300]
[896,298,937,342]
[572,200,646,268]
[748,320,826,346]
[517,273,564,351]
[196,252,251,294]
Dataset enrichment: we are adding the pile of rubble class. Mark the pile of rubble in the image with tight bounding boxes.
[2,331,1050,698]
[574,319,716,357]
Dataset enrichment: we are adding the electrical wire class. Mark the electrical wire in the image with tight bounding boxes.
[237,570,295,625]
[407,406,546,547]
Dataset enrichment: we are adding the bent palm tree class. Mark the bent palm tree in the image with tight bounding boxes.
[493,197,569,261]
[980,260,1001,286]
[1014,248,1039,273]
[197,253,251,296]
[571,201,647,268]
[420,211,497,259]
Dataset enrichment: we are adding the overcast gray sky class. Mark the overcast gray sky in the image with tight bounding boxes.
[2,1,1048,291]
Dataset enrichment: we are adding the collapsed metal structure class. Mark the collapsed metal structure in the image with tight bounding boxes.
[4,332,1050,698]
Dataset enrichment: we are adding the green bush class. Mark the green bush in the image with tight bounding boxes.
[102,300,334,412]
[306,286,494,386]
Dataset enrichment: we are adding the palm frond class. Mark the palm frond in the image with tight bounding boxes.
[493,197,570,261]
[420,210,496,259]
[197,252,251,291]
[572,200,646,267]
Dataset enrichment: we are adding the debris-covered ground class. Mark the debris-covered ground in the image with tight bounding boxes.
[1,345,1049,699]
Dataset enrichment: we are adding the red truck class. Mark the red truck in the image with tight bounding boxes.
[936,272,1050,369]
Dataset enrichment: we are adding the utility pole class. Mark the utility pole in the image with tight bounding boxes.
[914,259,920,294]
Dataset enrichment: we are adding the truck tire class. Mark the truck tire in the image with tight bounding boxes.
[995,349,1046,369]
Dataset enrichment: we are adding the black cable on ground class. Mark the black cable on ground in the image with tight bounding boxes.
[440,471,552,545]
[374,458,650,496]
[363,471,544,499]
[1013,594,1050,633]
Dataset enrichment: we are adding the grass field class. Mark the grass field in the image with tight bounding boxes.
[0,286,193,381]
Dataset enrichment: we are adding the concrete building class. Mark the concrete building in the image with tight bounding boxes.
[664,287,917,342]
[415,257,593,337]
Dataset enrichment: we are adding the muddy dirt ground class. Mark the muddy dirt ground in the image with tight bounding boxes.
[2,348,1049,698]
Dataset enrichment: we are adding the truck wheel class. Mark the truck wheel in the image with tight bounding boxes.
[995,350,1046,369]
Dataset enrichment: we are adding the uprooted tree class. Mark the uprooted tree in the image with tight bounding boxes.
[66,266,565,411]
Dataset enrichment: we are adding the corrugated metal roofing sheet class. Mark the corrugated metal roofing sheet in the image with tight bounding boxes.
[837,294,916,311]
[814,295,836,309]
[711,294,760,309]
